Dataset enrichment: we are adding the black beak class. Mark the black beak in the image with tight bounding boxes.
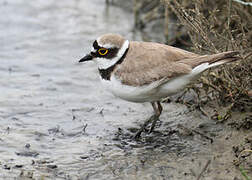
[79,54,93,62]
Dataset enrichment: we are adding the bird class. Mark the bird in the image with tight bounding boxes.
[78,33,240,138]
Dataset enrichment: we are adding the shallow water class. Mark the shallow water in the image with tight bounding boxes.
[0,0,247,179]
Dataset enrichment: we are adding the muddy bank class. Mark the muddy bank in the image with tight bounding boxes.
[0,0,251,179]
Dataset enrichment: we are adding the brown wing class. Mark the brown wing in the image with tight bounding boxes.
[114,41,198,86]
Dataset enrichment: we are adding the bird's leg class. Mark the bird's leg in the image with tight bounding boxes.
[157,101,163,114]
[134,101,163,139]
[149,101,163,133]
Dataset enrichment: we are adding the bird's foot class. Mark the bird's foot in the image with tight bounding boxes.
[133,115,159,140]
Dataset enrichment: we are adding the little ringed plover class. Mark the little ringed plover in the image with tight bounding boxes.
[79,33,240,138]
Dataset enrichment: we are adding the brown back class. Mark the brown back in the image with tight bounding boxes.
[113,41,239,86]
[114,41,198,86]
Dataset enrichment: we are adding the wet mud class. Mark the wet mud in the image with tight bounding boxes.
[0,0,251,179]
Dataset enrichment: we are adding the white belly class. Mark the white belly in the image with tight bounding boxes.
[100,74,192,103]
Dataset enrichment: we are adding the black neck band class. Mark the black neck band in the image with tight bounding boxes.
[98,47,129,80]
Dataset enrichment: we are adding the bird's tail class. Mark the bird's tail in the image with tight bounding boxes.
[179,51,241,75]
[180,51,240,68]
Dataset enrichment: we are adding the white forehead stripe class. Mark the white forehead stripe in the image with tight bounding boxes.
[100,43,116,49]
[96,38,116,49]
[94,40,129,69]
[96,36,120,49]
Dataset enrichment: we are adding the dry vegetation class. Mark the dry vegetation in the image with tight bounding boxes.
[164,0,252,113]
[134,0,252,114]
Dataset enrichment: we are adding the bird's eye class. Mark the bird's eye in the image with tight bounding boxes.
[98,48,108,56]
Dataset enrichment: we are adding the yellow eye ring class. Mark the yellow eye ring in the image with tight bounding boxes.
[98,48,108,56]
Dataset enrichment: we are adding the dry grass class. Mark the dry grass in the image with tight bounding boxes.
[161,0,252,112]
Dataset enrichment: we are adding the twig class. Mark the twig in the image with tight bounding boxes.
[198,106,211,120]
[232,0,252,6]
[133,0,140,27]
[227,0,232,28]
[164,5,169,42]
[82,124,88,133]
[196,160,211,180]
[238,149,252,159]
[244,52,252,60]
